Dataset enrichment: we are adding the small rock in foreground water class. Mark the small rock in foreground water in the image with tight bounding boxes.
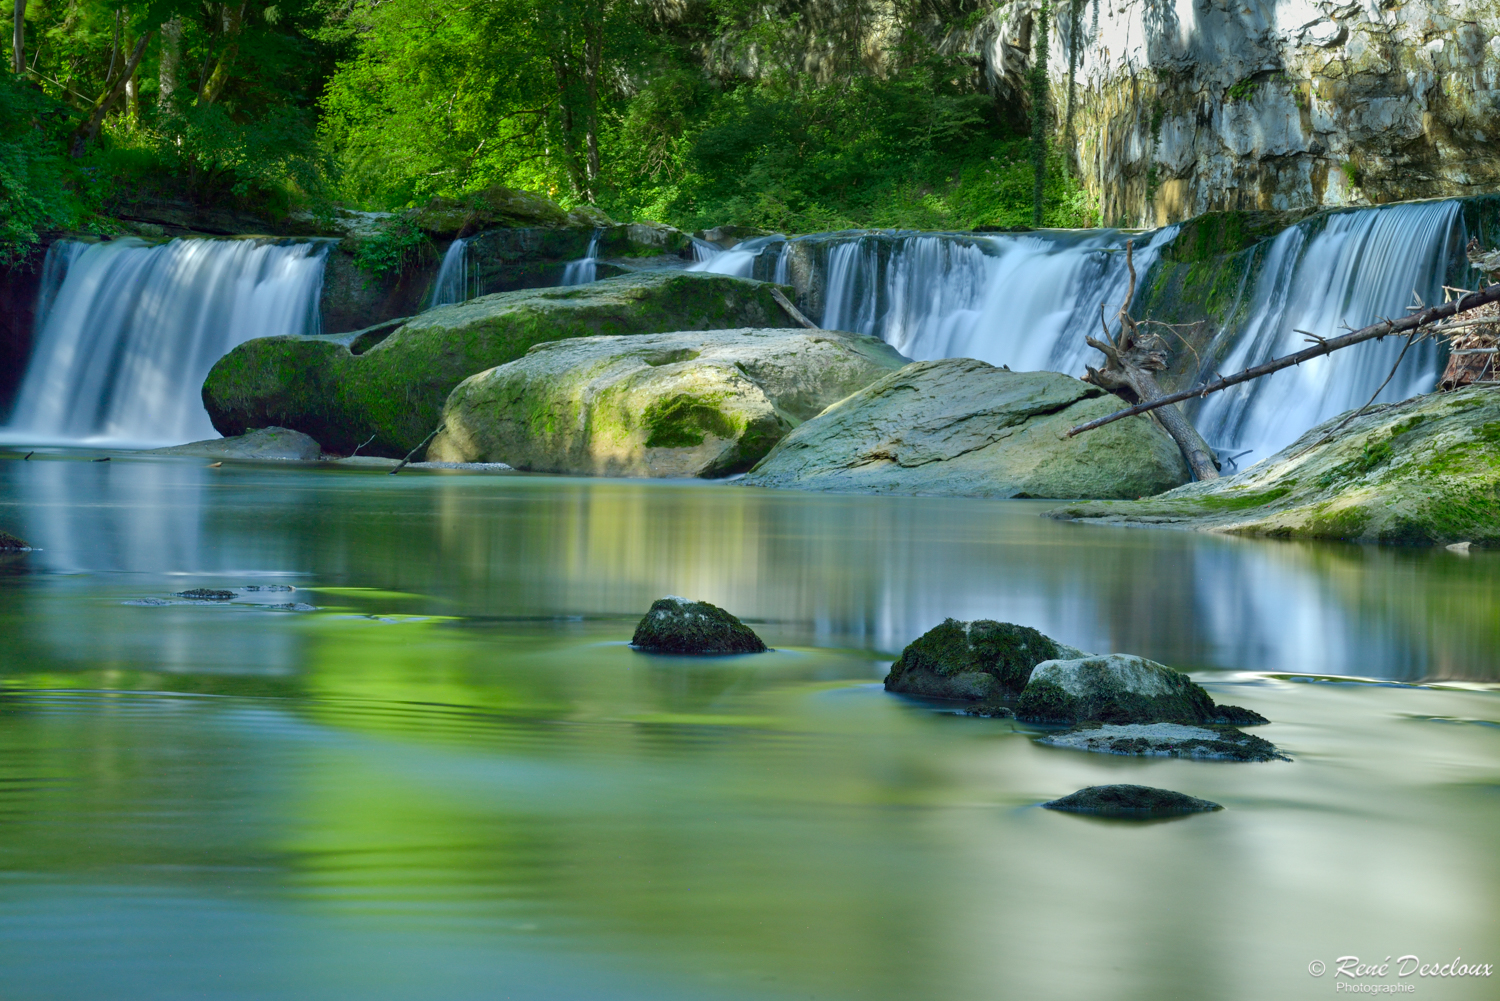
[631,596,767,655]
[0,530,31,550]
[177,588,236,601]
[1043,784,1223,818]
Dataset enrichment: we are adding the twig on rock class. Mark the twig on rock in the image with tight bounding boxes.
[390,424,445,475]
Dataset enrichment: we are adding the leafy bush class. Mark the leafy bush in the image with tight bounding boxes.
[0,76,92,266]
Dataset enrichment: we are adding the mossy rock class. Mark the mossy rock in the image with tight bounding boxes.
[0,530,30,551]
[1038,722,1290,762]
[742,360,1191,499]
[412,184,576,238]
[1048,385,1500,546]
[883,619,1084,701]
[429,328,908,477]
[631,596,767,655]
[1015,654,1268,726]
[143,426,321,460]
[1042,784,1223,818]
[203,271,799,456]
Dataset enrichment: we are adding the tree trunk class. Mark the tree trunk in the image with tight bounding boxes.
[1063,0,1083,175]
[70,31,153,156]
[159,17,182,109]
[582,19,601,201]
[1028,6,1051,227]
[552,51,584,198]
[12,0,25,74]
[198,1,247,107]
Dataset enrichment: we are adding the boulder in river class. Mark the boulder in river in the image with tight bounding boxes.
[1038,722,1290,762]
[741,359,1191,499]
[1042,784,1224,818]
[1015,653,1268,726]
[145,427,322,461]
[884,619,1087,701]
[204,271,800,457]
[1049,384,1500,546]
[428,328,909,477]
[631,597,768,654]
[0,530,30,550]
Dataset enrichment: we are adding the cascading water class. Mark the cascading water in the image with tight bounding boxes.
[5,237,330,448]
[1188,200,1463,460]
[561,231,604,285]
[428,237,471,308]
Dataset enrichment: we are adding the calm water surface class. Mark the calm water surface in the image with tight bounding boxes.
[1,455,1497,1000]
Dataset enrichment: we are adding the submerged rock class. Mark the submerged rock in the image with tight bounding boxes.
[1016,653,1268,726]
[429,328,908,477]
[1038,722,1289,762]
[742,359,1190,499]
[177,588,235,600]
[0,530,30,550]
[1042,784,1223,818]
[631,597,768,655]
[204,271,799,457]
[145,427,322,461]
[884,619,1085,702]
[1048,385,1500,546]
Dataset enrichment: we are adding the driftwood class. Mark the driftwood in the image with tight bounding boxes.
[1082,241,1220,480]
[1069,279,1500,439]
[770,288,818,330]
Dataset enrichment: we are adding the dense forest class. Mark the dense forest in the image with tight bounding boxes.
[1,0,1094,264]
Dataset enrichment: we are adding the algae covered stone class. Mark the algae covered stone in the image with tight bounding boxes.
[1042,784,1223,817]
[145,427,321,461]
[631,597,768,655]
[1038,722,1289,762]
[883,619,1085,701]
[0,530,30,551]
[204,271,799,457]
[1015,654,1267,726]
[429,328,908,477]
[1049,385,1500,546]
[742,359,1190,498]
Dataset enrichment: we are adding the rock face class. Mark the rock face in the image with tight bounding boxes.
[1038,723,1290,762]
[631,597,768,654]
[204,271,799,457]
[970,0,1500,225]
[1016,654,1269,726]
[883,618,1086,701]
[1049,385,1500,546]
[145,427,322,461]
[1042,785,1224,818]
[428,328,908,477]
[742,360,1191,499]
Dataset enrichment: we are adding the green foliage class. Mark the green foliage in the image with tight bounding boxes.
[0,76,91,266]
[1226,77,1260,101]
[350,217,431,277]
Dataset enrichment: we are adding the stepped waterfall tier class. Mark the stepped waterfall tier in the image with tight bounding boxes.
[0,202,1477,459]
[4,238,330,447]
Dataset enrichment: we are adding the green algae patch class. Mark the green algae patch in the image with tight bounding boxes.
[204,271,799,457]
[1048,385,1500,547]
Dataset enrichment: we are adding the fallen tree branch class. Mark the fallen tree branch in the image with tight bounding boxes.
[1067,280,1500,438]
[770,287,818,330]
[390,424,445,474]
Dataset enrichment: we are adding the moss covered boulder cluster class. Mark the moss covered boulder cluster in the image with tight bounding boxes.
[1049,385,1500,546]
[883,618,1085,701]
[1016,654,1267,726]
[430,328,908,477]
[204,271,798,457]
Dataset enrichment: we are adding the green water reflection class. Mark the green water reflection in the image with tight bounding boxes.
[0,455,1497,1000]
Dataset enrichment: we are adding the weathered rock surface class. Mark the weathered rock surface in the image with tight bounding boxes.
[428,328,908,477]
[204,271,799,457]
[631,596,768,654]
[1016,654,1269,726]
[1042,785,1224,818]
[1038,723,1290,762]
[145,426,322,461]
[1048,385,1500,546]
[883,618,1086,702]
[742,360,1191,498]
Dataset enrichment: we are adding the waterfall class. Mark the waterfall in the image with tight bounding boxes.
[4,237,330,448]
[561,231,604,286]
[687,235,785,278]
[428,237,471,308]
[1188,200,1463,460]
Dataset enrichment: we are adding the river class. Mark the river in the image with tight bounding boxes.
[1,455,1496,999]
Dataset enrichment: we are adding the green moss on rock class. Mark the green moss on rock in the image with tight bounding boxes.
[1042,784,1223,817]
[1015,653,1267,726]
[883,619,1074,701]
[631,596,767,655]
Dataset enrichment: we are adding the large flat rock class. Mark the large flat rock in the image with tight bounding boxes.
[741,358,1191,498]
[1049,384,1500,546]
[203,271,799,457]
[429,328,908,477]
